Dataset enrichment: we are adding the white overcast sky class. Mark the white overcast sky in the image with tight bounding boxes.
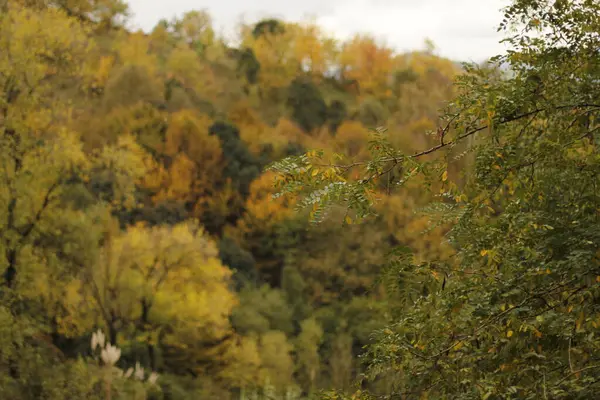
[126,0,511,62]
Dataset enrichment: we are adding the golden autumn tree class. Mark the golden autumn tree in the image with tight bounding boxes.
[333,121,372,160]
[76,220,236,372]
[228,100,273,155]
[0,2,93,289]
[290,20,337,77]
[240,19,299,91]
[0,4,115,397]
[151,110,222,204]
[338,34,394,97]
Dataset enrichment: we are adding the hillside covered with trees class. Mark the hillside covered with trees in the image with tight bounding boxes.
[1,0,598,399]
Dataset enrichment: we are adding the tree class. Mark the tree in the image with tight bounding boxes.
[235,47,261,85]
[252,19,285,39]
[102,64,163,111]
[25,0,129,30]
[327,100,348,134]
[286,77,328,133]
[78,220,236,373]
[328,333,353,392]
[170,10,215,54]
[258,331,295,391]
[241,19,298,92]
[295,318,323,394]
[208,121,261,197]
[270,0,600,397]
[356,97,389,128]
[227,171,297,281]
[337,35,394,96]
[230,284,294,336]
[0,2,93,289]
[0,4,112,397]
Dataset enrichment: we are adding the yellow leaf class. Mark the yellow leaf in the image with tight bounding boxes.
[480,250,489,257]
[442,170,448,182]
[345,216,353,225]
[576,311,585,331]
[311,169,319,177]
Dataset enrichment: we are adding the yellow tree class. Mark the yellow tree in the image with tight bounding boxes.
[228,100,273,155]
[78,220,236,371]
[338,34,394,97]
[169,10,219,60]
[240,20,300,90]
[25,134,163,338]
[290,20,337,77]
[333,121,372,161]
[0,4,115,395]
[0,2,93,289]
[149,110,231,231]
[20,0,129,30]
[258,331,296,392]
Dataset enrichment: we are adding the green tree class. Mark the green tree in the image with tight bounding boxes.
[270,0,600,398]
[209,121,261,197]
[286,77,328,133]
[252,19,286,39]
[327,100,348,134]
[231,284,294,336]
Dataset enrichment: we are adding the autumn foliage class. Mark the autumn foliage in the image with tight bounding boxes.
[0,0,469,399]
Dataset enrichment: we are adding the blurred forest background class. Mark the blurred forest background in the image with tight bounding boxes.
[1,0,466,398]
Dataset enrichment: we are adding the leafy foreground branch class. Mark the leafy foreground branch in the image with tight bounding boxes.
[270,0,600,398]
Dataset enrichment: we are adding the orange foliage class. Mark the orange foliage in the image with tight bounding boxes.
[334,121,372,159]
[338,35,394,96]
[235,171,296,233]
[152,110,223,204]
[228,101,272,154]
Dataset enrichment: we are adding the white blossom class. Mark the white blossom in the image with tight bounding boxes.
[148,372,159,385]
[134,362,144,381]
[101,343,121,366]
[91,329,106,351]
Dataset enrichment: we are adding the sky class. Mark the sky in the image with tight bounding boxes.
[126,0,511,62]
